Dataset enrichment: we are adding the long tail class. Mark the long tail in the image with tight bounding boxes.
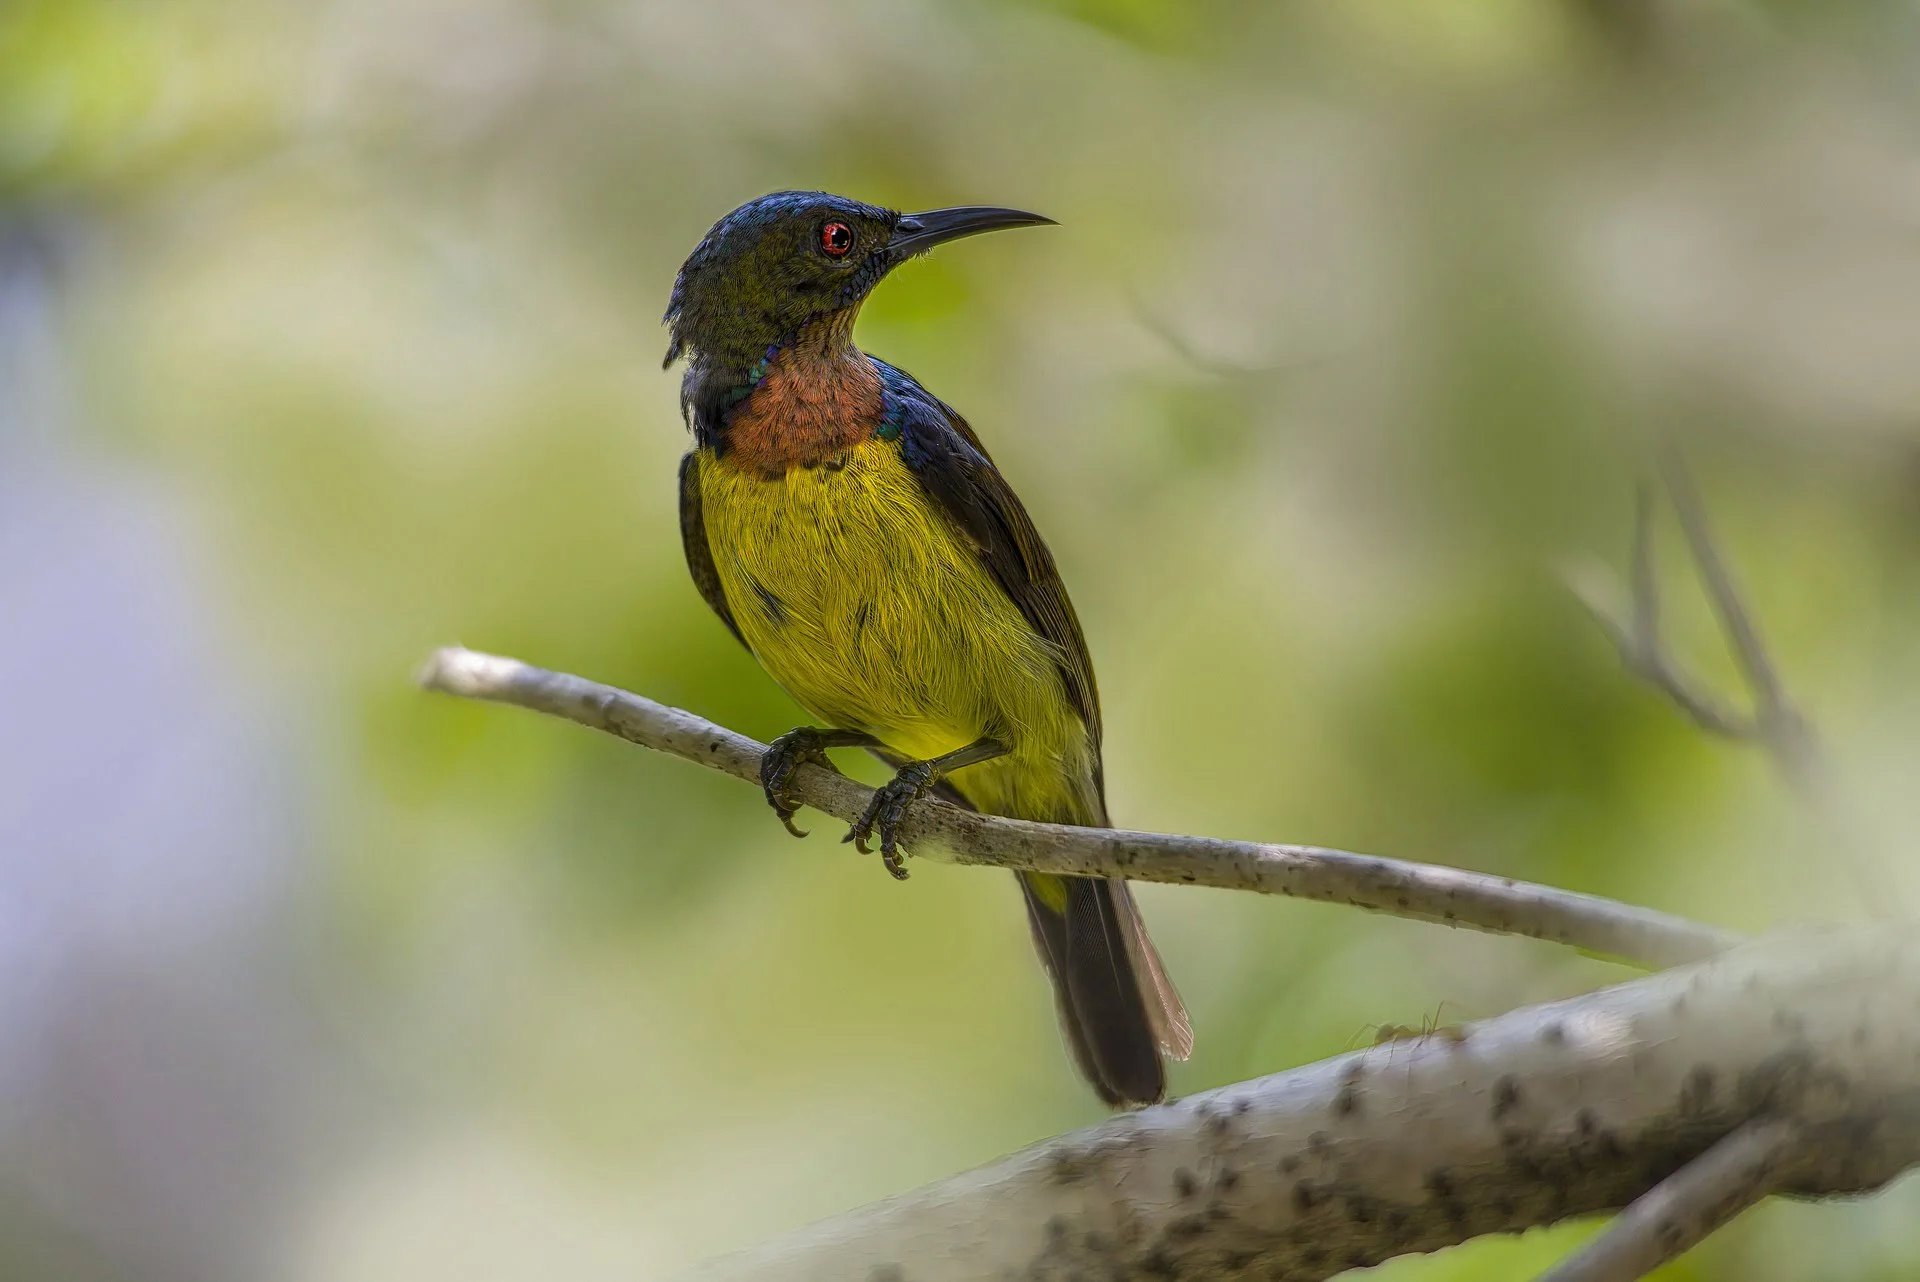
[1018,871,1192,1108]
[885,757,1192,1108]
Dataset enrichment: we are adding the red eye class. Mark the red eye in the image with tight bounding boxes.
[820,222,854,257]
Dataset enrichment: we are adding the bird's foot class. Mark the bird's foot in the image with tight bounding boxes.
[844,761,935,880]
[760,727,847,838]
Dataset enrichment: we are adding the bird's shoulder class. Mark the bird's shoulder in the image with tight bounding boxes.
[678,449,744,646]
[870,357,1105,765]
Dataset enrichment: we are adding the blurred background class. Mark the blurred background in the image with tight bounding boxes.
[5,0,1920,1278]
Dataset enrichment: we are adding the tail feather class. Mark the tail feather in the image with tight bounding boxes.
[876,752,1189,1108]
[1111,880,1194,1061]
[1020,872,1180,1108]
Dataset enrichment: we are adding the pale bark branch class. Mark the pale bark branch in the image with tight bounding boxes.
[1535,1117,1798,1282]
[681,929,1920,1282]
[417,646,1737,969]
[416,650,1915,1279]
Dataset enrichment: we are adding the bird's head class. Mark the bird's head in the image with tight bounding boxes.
[664,191,1053,370]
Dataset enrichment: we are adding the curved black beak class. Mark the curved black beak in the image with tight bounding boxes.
[888,205,1056,257]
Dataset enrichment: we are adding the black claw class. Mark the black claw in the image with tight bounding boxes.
[760,728,841,838]
[848,761,933,881]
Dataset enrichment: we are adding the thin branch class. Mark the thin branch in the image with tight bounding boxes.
[1654,442,1820,785]
[1573,444,1886,916]
[1631,478,1758,737]
[679,928,1920,1282]
[418,646,1738,969]
[1127,292,1360,379]
[1565,484,1754,740]
[1535,1118,1799,1282]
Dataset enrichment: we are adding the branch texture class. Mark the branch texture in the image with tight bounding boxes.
[683,929,1920,1282]
[1537,1118,1799,1282]
[418,647,1737,969]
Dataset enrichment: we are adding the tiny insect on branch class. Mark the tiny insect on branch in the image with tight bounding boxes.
[677,928,1920,1282]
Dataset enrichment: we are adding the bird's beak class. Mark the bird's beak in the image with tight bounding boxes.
[887,206,1056,257]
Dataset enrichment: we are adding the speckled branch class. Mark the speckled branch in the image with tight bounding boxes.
[417,646,1737,969]
[681,929,1920,1282]
[1537,1117,1800,1282]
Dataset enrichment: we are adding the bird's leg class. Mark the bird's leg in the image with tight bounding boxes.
[761,727,880,837]
[845,737,1008,880]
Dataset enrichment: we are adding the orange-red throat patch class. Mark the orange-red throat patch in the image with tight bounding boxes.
[723,333,885,476]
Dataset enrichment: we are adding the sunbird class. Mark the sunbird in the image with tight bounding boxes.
[665,192,1191,1107]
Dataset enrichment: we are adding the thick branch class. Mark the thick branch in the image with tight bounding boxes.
[682,928,1920,1282]
[418,646,1736,969]
[1536,1118,1798,1282]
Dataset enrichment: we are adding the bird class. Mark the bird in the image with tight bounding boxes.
[665,191,1191,1107]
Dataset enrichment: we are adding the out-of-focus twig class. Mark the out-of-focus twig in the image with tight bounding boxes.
[1534,1117,1800,1282]
[1128,294,1348,379]
[1654,443,1822,786]
[417,646,1738,968]
[1569,443,1884,915]
[1568,482,1756,738]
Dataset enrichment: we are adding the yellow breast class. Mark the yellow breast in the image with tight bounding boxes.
[695,439,1099,823]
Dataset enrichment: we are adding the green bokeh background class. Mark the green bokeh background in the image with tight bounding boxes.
[5,1,1920,1278]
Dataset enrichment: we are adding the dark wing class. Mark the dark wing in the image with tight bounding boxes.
[874,359,1106,810]
[678,450,746,647]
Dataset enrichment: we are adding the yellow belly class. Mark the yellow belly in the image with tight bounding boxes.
[696,439,1100,824]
